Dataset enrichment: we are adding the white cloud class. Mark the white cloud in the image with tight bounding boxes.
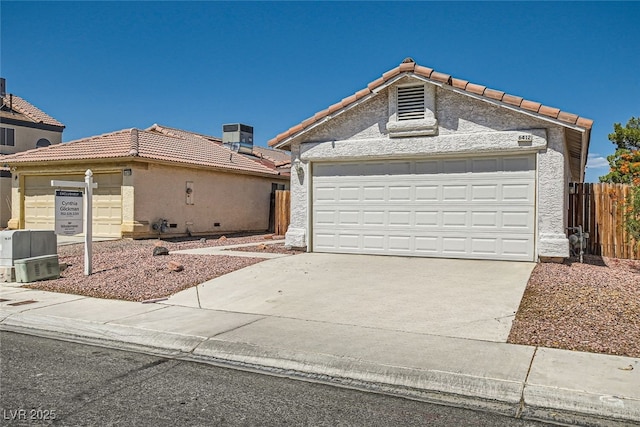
[586,153,610,169]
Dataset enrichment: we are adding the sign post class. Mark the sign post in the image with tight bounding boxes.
[51,169,98,275]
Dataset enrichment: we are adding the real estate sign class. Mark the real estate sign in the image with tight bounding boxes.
[55,190,83,236]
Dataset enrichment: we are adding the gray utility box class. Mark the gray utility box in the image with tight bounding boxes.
[14,254,60,283]
[0,230,57,266]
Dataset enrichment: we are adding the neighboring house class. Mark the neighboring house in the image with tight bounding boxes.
[0,78,65,227]
[269,58,592,262]
[3,123,289,238]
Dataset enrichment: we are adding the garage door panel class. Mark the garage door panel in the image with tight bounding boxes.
[442,185,467,201]
[443,159,468,174]
[314,186,336,202]
[339,187,360,201]
[363,235,385,250]
[312,156,535,261]
[415,236,438,252]
[471,238,498,255]
[24,173,122,237]
[472,158,500,173]
[388,186,411,201]
[471,185,498,201]
[389,236,411,251]
[363,186,385,200]
[415,211,439,227]
[504,156,534,172]
[502,183,533,201]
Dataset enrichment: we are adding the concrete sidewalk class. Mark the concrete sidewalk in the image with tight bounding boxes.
[1,259,639,426]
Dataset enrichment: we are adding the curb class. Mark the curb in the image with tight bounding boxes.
[1,313,638,426]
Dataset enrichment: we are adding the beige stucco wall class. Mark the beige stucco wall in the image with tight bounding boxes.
[0,125,62,155]
[124,163,289,237]
[8,161,289,238]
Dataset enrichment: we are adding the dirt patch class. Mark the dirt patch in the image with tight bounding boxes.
[24,234,296,302]
[224,243,305,255]
[508,255,640,358]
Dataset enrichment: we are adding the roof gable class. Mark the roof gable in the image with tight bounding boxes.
[268,58,592,149]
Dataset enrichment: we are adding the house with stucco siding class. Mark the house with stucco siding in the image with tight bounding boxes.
[3,124,289,238]
[269,58,592,262]
[0,78,65,228]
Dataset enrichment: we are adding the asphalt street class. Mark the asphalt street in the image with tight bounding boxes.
[0,332,553,426]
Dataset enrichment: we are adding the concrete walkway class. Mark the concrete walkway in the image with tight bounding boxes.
[1,253,639,426]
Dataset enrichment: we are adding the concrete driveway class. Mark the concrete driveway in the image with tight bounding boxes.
[167,253,535,343]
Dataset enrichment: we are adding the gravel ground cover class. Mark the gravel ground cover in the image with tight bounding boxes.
[508,255,640,358]
[24,233,291,302]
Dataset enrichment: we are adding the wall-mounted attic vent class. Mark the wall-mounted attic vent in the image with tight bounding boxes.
[222,123,254,154]
[397,85,425,121]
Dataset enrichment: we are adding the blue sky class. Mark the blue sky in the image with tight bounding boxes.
[2,1,638,182]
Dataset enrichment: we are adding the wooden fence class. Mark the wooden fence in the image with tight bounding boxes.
[568,183,639,260]
[274,190,290,236]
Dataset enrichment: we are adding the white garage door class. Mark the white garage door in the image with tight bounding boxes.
[24,173,123,237]
[312,155,536,261]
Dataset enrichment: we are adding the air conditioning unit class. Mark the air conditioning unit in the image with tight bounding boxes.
[222,123,254,155]
[14,254,60,283]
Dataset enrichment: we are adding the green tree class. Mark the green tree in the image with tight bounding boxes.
[599,117,640,184]
[608,116,640,150]
[599,117,640,245]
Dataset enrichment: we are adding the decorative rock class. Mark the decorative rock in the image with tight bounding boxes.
[168,261,184,272]
[200,238,207,243]
[153,246,170,256]
[218,235,227,241]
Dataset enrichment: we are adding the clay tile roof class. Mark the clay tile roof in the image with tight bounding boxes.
[3,125,282,177]
[382,67,402,80]
[430,71,452,84]
[451,78,469,90]
[484,88,505,101]
[557,111,579,125]
[269,58,593,147]
[399,58,416,72]
[252,145,291,166]
[367,77,386,91]
[414,65,434,78]
[502,94,523,107]
[538,105,561,119]
[466,83,486,95]
[520,100,542,113]
[1,94,65,128]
